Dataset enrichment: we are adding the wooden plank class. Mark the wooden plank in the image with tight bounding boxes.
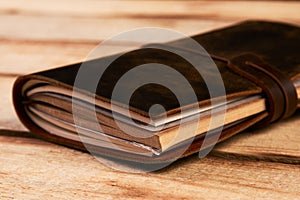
[0,134,299,199]
[0,0,299,21]
[0,76,26,131]
[213,111,300,164]
[0,40,94,74]
[0,14,232,41]
[0,1,299,42]
[0,40,147,74]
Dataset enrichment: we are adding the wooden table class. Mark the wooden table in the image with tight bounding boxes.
[0,1,299,199]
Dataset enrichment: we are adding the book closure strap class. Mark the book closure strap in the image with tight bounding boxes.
[144,43,297,125]
[227,53,298,125]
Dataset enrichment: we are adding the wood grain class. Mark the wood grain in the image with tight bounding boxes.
[213,111,300,164]
[1,1,300,42]
[1,0,300,199]
[0,14,232,41]
[0,40,94,74]
[0,0,299,21]
[0,40,148,74]
[0,0,299,74]
[0,134,299,199]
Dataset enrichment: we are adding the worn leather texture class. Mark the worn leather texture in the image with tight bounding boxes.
[13,20,300,164]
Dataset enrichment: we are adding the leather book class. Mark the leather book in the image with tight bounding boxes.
[13,20,300,166]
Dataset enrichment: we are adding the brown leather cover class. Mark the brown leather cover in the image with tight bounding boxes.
[13,20,300,164]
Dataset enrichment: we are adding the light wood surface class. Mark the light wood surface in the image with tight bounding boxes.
[0,1,299,199]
